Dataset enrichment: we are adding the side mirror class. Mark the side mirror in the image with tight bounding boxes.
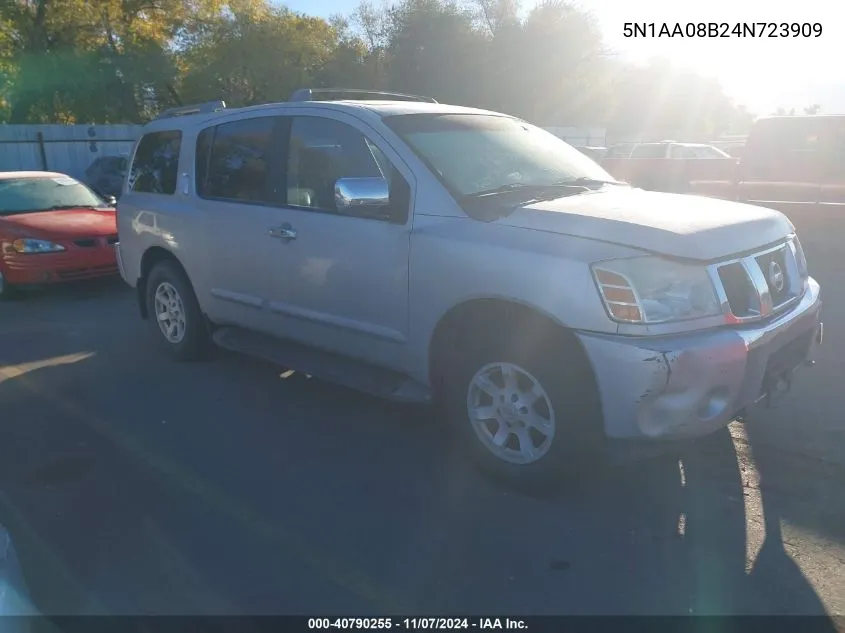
[334,177,390,217]
[104,195,117,206]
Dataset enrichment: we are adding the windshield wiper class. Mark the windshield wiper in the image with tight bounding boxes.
[465,177,627,200]
[463,183,537,198]
[465,182,596,200]
[555,177,628,187]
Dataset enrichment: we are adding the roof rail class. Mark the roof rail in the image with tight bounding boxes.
[288,88,438,104]
[157,100,227,120]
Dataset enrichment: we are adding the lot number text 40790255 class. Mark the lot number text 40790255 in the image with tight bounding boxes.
[307,618,528,630]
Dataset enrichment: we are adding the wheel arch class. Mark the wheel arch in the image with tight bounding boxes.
[427,297,598,398]
[136,246,190,319]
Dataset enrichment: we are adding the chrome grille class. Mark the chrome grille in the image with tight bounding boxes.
[708,239,804,322]
[756,247,791,307]
[717,262,760,318]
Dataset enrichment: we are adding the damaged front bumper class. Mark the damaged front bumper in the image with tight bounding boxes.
[575,277,822,440]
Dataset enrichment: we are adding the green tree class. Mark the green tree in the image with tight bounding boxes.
[313,14,379,90]
[383,0,485,106]
[504,0,609,122]
[470,0,520,36]
[607,58,740,140]
[0,15,16,121]
[1,0,221,122]
[351,1,391,87]
[0,0,756,131]
[179,3,343,107]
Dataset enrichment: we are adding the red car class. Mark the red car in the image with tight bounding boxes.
[0,171,119,299]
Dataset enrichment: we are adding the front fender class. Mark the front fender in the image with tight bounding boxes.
[406,216,642,384]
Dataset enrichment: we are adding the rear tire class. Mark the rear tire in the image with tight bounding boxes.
[145,260,210,361]
[439,322,604,493]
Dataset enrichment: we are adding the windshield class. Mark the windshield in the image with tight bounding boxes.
[631,144,667,158]
[383,114,615,197]
[0,176,108,216]
[693,145,731,158]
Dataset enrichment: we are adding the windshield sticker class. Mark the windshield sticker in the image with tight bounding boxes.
[52,177,78,186]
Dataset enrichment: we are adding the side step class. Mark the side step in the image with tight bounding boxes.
[212,326,431,404]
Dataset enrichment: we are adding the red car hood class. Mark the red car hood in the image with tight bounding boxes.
[0,209,117,240]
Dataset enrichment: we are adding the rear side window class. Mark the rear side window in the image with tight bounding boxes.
[129,131,182,194]
[694,146,728,158]
[668,145,690,159]
[631,144,666,158]
[197,117,278,202]
[607,145,633,158]
[671,145,726,159]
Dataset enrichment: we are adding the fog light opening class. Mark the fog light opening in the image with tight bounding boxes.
[697,386,730,421]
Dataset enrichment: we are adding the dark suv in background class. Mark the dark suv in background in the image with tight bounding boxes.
[85,155,128,201]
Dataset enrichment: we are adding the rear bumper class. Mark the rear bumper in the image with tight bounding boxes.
[576,277,822,441]
[1,247,118,285]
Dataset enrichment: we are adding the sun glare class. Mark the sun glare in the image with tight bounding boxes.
[589,0,842,112]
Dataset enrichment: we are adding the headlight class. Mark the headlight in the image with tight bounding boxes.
[791,236,808,277]
[592,256,721,324]
[11,239,66,254]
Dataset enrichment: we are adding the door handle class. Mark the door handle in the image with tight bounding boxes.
[268,224,297,241]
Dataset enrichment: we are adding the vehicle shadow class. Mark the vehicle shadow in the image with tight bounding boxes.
[741,414,845,614]
[624,430,838,617]
[0,311,840,618]
[4,277,128,304]
[436,426,842,617]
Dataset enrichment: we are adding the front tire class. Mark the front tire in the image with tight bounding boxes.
[145,260,210,361]
[440,325,604,492]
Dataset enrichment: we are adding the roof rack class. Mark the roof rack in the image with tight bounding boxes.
[288,88,438,104]
[157,100,227,120]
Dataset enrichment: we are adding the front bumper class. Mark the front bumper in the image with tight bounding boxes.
[1,246,118,285]
[576,277,822,440]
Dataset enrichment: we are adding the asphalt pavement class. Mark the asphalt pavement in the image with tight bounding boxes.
[1,275,843,617]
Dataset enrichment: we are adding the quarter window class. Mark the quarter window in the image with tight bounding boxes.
[129,131,182,194]
[197,117,278,202]
[631,144,666,159]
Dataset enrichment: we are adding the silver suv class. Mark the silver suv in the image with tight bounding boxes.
[116,89,823,488]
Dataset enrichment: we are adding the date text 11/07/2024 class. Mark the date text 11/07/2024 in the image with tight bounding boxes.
[622,22,822,38]
[307,618,527,630]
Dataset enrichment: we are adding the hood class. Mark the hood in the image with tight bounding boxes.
[0,209,117,239]
[498,188,793,260]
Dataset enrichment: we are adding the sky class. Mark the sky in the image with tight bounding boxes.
[282,0,845,116]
